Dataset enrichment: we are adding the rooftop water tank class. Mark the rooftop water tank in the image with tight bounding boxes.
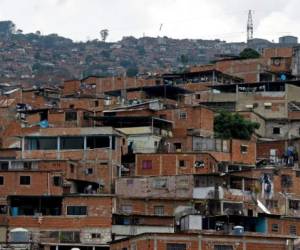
[233,226,244,235]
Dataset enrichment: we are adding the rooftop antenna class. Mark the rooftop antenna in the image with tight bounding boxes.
[159,23,163,32]
[247,10,253,42]
[158,23,163,37]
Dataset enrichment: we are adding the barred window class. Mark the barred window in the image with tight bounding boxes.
[167,243,186,250]
[290,225,297,235]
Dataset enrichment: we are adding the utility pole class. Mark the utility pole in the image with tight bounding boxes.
[247,10,253,42]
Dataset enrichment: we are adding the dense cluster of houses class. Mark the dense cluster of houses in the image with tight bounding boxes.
[0,46,300,250]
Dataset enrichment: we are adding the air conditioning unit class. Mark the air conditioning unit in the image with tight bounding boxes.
[194,161,205,168]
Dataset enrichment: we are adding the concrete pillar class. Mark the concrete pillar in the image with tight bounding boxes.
[220,201,224,215]
[44,246,51,250]
[235,84,239,105]
[154,235,157,250]
[242,178,245,192]
[198,235,202,250]
[84,136,87,160]
[21,137,25,159]
[84,136,87,150]
[109,136,113,192]
[57,137,60,160]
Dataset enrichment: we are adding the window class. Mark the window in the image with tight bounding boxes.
[194,160,204,168]
[65,111,77,121]
[121,205,132,213]
[290,225,297,235]
[60,137,84,150]
[154,206,164,215]
[153,178,167,189]
[25,137,57,150]
[179,111,187,120]
[178,160,185,167]
[70,164,75,173]
[53,176,62,186]
[86,136,110,149]
[273,127,280,135]
[142,160,152,169]
[0,162,8,170]
[174,143,182,151]
[0,205,7,214]
[83,112,90,120]
[23,162,32,170]
[214,246,233,250]
[67,206,87,215]
[20,176,31,185]
[281,175,292,188]
[240,145,248,153]
[60,231,80,243]
[177,178,189,189]
[86,168,93,175]
[297,171,300,177]
[91,233,101,239]
[271,223,279,232]
[94,101,99,107]
[195,94,201,99]
[266,199,278,208]
[289,200,300,210]
[167,243,186,250]
[0,176,3,185]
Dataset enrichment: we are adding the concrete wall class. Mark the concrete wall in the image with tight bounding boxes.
[115,175,194,199]
[110,232,293,250]
[265,120,300,139]
[135,153,218,176]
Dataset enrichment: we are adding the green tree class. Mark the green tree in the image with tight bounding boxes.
[239,48,260,59]
[214,111,260,140]
[100,29,109,42]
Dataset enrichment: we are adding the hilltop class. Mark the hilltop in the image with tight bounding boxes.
[0,21,250,87]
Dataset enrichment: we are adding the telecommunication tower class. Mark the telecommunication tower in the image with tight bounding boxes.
[247,10,253,42]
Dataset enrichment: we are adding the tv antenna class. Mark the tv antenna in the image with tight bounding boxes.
[247,10,253,42]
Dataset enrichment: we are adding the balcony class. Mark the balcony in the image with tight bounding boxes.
[112,225,174,238]
[193,186,224,199]
[193,186,252,202]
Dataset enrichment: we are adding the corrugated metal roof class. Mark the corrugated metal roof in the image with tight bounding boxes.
[4,88,20,95]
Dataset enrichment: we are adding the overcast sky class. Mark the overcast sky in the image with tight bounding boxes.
[0,0,298,43]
